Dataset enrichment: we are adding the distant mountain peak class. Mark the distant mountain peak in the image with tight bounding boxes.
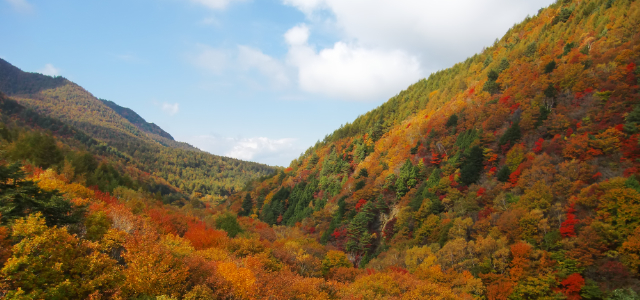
[99,99,175,141]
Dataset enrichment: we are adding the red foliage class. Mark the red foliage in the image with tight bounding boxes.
[558,273,585,300]
[331,228,347,239]
[510,103,520,114]
[560,204,579,238]
[406,123,411,129]
[624,167,638,178]
[592,172,602,180]
[389,266,409,274]
[355,199,367,211]
[284,167,293,172]
[468,87,475,95]
[449,174,458,187]
[627,62,637,72]
[478,206,494,220]
[499,96,511,105]
[615,124,625,131]
[566,127,574,136]
[488,166,498,176]
[533,138,544,154]
[184,221,228,249]
[430,152,442,166]
[93,190,119,205]
[476,188,486,197]
[366,268,376,275]
[509,164,523,185]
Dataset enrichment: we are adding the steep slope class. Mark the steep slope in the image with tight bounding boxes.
[99,98,175,141]
[235,0,640,297]
[0,59,278,197]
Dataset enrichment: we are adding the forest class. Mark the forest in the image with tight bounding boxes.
[1,0,640,298]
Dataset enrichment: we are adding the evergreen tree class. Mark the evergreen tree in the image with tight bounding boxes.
[499,122,522,146]
[544,60,556,73]
[497,165,511,182]
[459,146,484,185]
[240,193,253,217]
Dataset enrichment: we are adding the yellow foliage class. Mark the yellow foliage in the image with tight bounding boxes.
[216,261,256,299]
[161,234,195,258]
[33,169,95,199]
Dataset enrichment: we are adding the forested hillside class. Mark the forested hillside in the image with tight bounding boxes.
[232,0,640,298]
[1,0,639,299]
[100,98,176,141]
[0,59,277,197]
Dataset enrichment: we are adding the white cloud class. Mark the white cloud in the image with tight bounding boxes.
[237,46,289,88]
[284,0,555,71]
[5,0,32,12]
[189,0,243,10]
[189,44,290,89]
[161,102,180,115]
[285,25,421,101]
[284,24,310,46]
[185,135,300,166]
[37,64,60,76]
[190,44,229,74]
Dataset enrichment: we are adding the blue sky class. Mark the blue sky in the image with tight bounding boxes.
[0,0,554,166]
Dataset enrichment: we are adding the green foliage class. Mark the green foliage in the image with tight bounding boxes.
[8,131,63,169]
[524,42,538,57]
[562,42,577,56]
[84,211,111,241]
[283,179,318,225]
[499,122,522,146]
[483,70,501,94]
[395,159,419,198]
[544,60,557,74]
[345,201,377,254]
[607,289,640,300]
[552,7,573,25]
[624,105,640,133]
[497,165,511,182]
[497,58,510,73]
[239,193,253,217]
[459,146,484,186]
[455,129,479,154]
[446,114,458,128]
[0,163,81,226]
[581,279,603,300]
[215,213,244,238]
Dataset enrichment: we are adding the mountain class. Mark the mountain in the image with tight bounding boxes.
[231,0,640,297]
[99,98,175,141]
[0,0,639,298]
[0,58,278,199]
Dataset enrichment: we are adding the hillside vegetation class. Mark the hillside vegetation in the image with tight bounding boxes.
[0,59,277,198]
[0,0,639,299]
[232,0,640,298]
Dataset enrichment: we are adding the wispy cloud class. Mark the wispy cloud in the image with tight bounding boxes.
[5,0,32,12]
[189,44,290,89]
[161,102,180,116]
[185,134,300,166]
[189,0,245,10]
[189,44,229,74]
[37,64,60,76]
[237,45,290,88]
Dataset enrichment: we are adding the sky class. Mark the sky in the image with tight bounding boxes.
[0,0,555,166]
